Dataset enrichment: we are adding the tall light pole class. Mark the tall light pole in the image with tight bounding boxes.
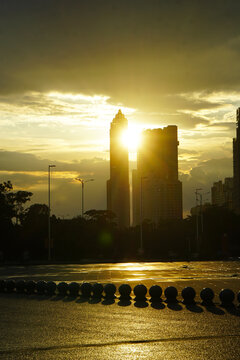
[48,164,56,261]
[139,176,147,254]
[76,178,94,217]
[195,188,202,253]
[200,191,210,234]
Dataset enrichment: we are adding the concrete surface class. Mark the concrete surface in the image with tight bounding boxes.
[0,261,240,359]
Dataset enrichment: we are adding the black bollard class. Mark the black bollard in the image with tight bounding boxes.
[36,281,47,295]
[57,282,69,296]
[104,283,116,299]
[236,291,240,308]
[119,284,132,299]
[181,286,196,305]
[149,285,162,301]
[164,286,178,303]
[26,280,36,294]
[219,289,235,307]
[6,280,16,293]
[200,287,214,306]
[0,280,6,292]
[16,280,26,294]
[69,282,80,297]
[92,283,103,298]
[133,284,147,301]
[81,282,93,298]
[46,281,57,296]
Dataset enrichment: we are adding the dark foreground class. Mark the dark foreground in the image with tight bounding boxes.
[0,261,240,359]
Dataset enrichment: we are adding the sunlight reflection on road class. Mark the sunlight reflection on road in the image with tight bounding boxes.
[1,261,240,284]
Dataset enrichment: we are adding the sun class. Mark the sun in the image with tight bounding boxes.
[121,126,142,152]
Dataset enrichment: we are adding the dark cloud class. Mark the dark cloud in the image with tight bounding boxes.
[179,148,198,155]
[0,1,239,215]
[1,0,240,112]
[0,150,234,216]
[142,112,209,129]
[0,150,109,174]
[208,122,236,131]
[180,157,233,212]
[0,150,110,216]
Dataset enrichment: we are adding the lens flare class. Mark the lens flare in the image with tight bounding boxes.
[121,126,142,151]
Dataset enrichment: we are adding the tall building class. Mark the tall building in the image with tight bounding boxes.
[132,126,182,225]
[233,107,240,213]
[107,110,130,228]
[211,177,233,210]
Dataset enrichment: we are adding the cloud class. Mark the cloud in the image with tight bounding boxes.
[1,1,240,103]
[0,151,110,217]
[180,157,233,213]
[0,1,239,216]
[0,150,234,217]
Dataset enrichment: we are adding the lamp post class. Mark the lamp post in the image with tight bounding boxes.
[139,176,148,254]
[48,164,56,261]
[200,191,210,234]
[195,188,202,253]
[75,178,94,217]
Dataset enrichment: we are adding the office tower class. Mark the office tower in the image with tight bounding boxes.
[132,126,182,225]
[211,178,233,210]
[107,110,130,228]
[233,108,240,213]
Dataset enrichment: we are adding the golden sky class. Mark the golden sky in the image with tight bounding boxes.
[0,0,239,217]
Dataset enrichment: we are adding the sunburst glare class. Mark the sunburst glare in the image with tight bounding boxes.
[121,125,142,152]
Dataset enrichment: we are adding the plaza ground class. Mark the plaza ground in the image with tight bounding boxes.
[0,261,240,359]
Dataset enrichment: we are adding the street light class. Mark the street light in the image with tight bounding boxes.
[48,164,56,261]
[195,188,202,253]
[75,178,94,217]
[139,176,148,255]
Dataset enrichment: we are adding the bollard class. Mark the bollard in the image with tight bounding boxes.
[219,289,235,307]
[164,286,178,303]
[149,285,162,301]
[237,291,240,305]
[0,280,6,292]
[46,281,57,295]
[119,284,132,299]
[200,287,214,305]
[16,280,26,294]
[6,280,16,293]
[36,281,47,295]
[92,283,103,298]
[81,282,93,298]
[26,280,36,294]
[68,282,80,297]
[181,286,196,304]
[104,283,116,299]
[133,284,147,300]
[57,282,69,296]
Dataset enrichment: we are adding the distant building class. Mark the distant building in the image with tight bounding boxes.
[132,126,182,225]
[211,177,233,209]
[190,203,211,216]
[233,107,240,213]
[107,110,130,228]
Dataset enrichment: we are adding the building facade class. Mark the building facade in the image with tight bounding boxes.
[132,126,182,225]
[233,107,240,213]
[107,110,130,228]
[211,178,233,210]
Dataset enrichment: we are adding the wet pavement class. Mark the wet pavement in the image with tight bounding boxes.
[0,261,240,359]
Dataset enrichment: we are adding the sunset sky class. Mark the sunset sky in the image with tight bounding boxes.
[1,0,240,218]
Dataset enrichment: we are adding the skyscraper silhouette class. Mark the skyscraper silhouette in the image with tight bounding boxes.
[233,107,240,213]
[132,126,182,225]
[107,110,130,228]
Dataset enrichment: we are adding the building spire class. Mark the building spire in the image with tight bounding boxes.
[237,107,240,126]
[112,109,127,125]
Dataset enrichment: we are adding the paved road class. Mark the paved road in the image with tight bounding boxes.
[0,261,240,359]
